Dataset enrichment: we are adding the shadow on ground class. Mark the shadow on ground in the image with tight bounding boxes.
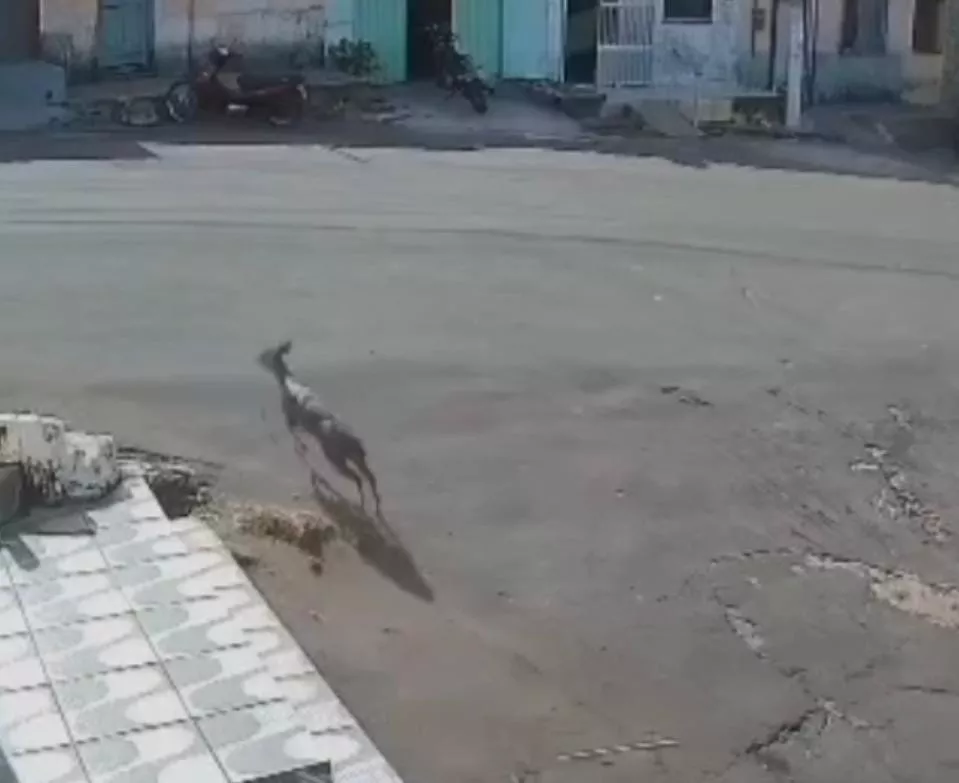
[307,467,435,602]
[1,114,956,186]
[0,132,157,163]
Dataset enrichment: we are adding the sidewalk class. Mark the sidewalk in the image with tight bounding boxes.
[66,69,372,126]
[802,101,956,152]
[0,414,404,783]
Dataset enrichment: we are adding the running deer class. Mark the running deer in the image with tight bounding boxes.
[258,340,382,514]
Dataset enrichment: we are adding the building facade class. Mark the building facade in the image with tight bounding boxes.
[39,0,335,80]
[34,0,948,104]
[741,0,945,103]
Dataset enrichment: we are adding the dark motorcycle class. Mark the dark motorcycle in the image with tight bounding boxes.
[424,25,492,115]
[165,46,308,126]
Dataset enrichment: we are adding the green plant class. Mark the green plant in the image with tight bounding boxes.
[328,38,380,78]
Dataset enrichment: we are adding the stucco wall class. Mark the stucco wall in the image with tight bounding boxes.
[653,0,753,85]
[40,0,328,79]
[39,0,97,77]
[735,0,943,101]
[154,0,326,72]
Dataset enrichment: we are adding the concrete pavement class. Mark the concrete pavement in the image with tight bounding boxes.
[3,136,959,782]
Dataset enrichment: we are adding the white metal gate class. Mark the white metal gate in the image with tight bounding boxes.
[596,0,656,87]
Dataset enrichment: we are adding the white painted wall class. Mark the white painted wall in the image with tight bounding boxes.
[739,0,943,101]
[154,0,327,70]
[40,0,329,77]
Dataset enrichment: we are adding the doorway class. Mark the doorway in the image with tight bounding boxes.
[407,0,451,79]
[98,0,152,70]
[565,0,598,83]
[0,0,40,61]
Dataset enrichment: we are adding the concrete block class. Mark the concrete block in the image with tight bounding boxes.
[0,413,120,507]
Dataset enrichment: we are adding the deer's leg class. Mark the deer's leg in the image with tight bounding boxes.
[325,453,366,509]
[353,454,382,515]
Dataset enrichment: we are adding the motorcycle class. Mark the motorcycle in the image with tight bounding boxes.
[424,25,493,115]
[165,46,308,127]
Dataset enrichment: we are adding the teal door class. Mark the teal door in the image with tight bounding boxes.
[354,0,407,82]
[99,0,150,69]
[454,0,502,77]
[502,0,552,79]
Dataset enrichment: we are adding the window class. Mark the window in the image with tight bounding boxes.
[663,0,713,23]
[840,0,888,55]
[912,0,944,53]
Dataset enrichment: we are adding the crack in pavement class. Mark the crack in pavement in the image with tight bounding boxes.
[805,553,959,629]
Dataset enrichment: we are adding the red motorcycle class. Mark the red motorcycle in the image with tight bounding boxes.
[165,46,308,127]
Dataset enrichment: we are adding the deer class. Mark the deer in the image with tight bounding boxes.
[258,340,382,515]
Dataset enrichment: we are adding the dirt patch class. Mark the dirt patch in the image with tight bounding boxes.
[121,446,338,571]
[202,498,338,564]
[120,446,218,518]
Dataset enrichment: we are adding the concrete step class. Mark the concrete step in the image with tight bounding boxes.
[630,99,702,138]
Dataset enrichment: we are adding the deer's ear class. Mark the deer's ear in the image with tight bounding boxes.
[278,339,293,354]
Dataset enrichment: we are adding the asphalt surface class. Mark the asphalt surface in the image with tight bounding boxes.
[3,132,959,783]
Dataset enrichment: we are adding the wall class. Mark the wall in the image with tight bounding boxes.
[39,0,327,80]
[39,0,97,77]
[653,0,752,85]
[154,0,326,73]
[738,0,943,101]
[1,0,40,60]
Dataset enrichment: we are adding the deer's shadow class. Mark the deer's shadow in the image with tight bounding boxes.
[298,448,434,603]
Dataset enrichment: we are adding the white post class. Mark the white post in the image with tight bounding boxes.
[785,0,804,129]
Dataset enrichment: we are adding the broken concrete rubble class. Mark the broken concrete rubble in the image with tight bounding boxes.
[0,412,119,518]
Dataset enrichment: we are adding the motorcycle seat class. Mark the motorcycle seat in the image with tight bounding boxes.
[237,73,304,91]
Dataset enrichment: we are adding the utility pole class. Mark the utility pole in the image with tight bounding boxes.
[785,0,805,128]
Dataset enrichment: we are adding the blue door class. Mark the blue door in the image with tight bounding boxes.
[99,0,150,70]
[354,0,407,82]
[502,0,556,79]
[454,0,502,77]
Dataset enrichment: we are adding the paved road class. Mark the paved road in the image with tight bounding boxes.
[3,134,959,782]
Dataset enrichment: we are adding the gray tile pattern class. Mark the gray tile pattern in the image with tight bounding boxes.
[0,474,403,783]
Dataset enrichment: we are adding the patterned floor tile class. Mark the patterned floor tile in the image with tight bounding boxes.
[92,516,203,550]
[276,673,357,735]
[6,744,92,783]
[53,663,188,741]
[324,727,405,783]
[257,632,317,681]
[33,614,157,681]
[16,573,130,630]
[0,684,72,754]
[77,721,228,783]
[0,587,28,637]
[198,702,332,782]
[112,551,246,609]
[164,647,284,717]
[0,631,48,690]
[103,528,224,568]
[2,535,108,586]
[135,585,275,658]
[85,496,165,532]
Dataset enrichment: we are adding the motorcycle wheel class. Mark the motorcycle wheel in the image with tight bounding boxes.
[165,81,198,124]
[463,80,488,115]
[268,86,307,127]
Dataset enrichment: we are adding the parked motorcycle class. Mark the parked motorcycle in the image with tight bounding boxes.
[165,46,308,126]
[424,25,492,115]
